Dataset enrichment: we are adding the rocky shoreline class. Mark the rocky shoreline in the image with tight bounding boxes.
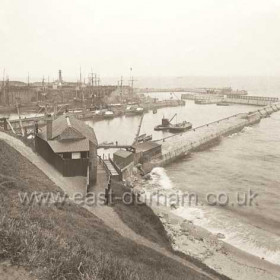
[129,175,280,280]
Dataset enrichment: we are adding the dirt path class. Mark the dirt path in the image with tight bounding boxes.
[0,132,222,280]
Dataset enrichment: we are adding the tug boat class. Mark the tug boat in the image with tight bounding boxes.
[154,118,171,131]
[154,113,177,131]
[168,121,192,133]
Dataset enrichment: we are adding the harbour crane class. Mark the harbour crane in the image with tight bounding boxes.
[132,113,145,146]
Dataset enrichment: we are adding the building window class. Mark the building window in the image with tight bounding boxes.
[72,152,81,159]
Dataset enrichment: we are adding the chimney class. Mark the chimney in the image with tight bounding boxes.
[58,70,62,84]
[46,114,53,140]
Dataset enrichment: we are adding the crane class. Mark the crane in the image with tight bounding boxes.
[132,114,145,146]
[169,113,177,123]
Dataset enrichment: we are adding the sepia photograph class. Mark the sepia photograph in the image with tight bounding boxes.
[0,0,280,279]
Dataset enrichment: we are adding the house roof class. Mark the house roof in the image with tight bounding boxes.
[113,150,133,158]
[48,138,90,153]
[38,115,97,153]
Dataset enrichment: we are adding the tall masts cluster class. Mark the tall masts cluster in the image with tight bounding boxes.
[117,68,136,96]
[88,71,100,87]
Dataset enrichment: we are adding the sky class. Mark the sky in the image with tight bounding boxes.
[1,0,280,81]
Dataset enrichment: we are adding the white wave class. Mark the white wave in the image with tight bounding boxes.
[172,206,205,222]
[227,132,239,138]
[172,206,280,266]
[149,167,174,190]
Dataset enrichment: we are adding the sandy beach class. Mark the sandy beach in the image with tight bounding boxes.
[132,177,280,280]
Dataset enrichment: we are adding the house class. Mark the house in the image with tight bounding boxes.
[35,115,98,183]
[113,150,134,169]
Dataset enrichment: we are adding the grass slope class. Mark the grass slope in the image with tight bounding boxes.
[0,140,210,280]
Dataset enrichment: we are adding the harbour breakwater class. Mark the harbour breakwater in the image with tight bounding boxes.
[181,93,279,106]
[142,103,280,173]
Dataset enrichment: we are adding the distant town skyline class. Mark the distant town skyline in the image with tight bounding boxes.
[1,0,280,79]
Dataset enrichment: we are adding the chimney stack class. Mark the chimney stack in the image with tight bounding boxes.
[58,70,62,84]
[46,114,53,140]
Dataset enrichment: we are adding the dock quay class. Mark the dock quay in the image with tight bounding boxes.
[181,93,279,106]
[0,99,184,133]
[225,95,279,106]
[142,103,280,172]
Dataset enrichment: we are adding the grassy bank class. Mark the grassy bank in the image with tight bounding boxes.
[111,181,172,249]
[0,139,212,280]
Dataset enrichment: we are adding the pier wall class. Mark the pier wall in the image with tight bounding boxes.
[181,93,279,106]
[143,103,280,173]
[226,95,278,106]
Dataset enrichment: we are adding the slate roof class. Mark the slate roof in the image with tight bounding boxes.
[38,115,97,153]
[48,139,90,153]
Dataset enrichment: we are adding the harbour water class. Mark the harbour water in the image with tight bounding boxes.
[156,115,280,265]
[86,77,280,265]
[2,76,280,266]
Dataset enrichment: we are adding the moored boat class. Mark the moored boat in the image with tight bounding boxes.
[143,134,152,141]
[216,101,230,106]
[125,106,144,115]
[169,121,192,133]
[195,99,213,105]
[103,110,115,119]
[137,133,153,142]
[137,133,146,142]
[154,118,171,131]
[154,113,177,131]
[100,141,114,149]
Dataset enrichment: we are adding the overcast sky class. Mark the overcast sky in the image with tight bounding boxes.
[1,0,280,81]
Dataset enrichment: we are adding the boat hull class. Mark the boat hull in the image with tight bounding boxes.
[154,125,170,131]
[169,124,192,133]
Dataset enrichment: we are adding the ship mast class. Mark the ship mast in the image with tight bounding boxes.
[129,68,136,95]
[118,76,123,101]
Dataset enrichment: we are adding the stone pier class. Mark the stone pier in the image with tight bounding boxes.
[143,103,280,172]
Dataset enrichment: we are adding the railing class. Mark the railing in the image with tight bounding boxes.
[153,113,242,143]
[154,102,280,144]
[227,95,279,102]
[153,118,250,163]
[98,155,111,179]
[97,155,114,205]
[97,145,136,153]
[142,103,280,171]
